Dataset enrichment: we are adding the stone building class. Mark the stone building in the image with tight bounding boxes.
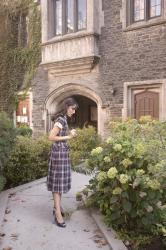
[32,0,166,137]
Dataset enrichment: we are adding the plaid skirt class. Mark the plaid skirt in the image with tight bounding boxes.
[47,144,71,193]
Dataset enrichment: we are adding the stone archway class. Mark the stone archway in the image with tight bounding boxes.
[43,84,108,136]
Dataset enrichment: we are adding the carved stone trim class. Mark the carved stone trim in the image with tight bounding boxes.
[41,55,100,76]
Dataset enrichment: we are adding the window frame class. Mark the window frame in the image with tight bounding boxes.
[127,0,164,28]
[132,0,146,23]
[53,0,87,37]
[149,0,162,19]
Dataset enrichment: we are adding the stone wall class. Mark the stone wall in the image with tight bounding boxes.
[99,0,166,119]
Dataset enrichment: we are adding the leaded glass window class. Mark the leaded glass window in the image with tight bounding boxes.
[55,0,62,35]
[78,0,87,30]
[67,0,74,33]
[150,0,161,18]
[54,0,87,36]
[134,0,145,22]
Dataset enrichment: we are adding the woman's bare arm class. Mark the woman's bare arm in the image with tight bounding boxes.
[48,126,72,142]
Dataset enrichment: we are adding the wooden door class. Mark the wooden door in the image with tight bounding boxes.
[134,91,159,120]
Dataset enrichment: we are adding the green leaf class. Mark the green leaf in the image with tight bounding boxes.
[123,201,132,212]
[130,209,137,218]
[110,196,118,204]
[141,217,151,226]
[141,201,149,209]
[147,190,156,200]
[121,191,129,199]
[111,211,121,220]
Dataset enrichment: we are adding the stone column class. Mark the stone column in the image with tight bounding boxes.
[87,0,104,34]
[98,105,109,138]
[41,0,49,42]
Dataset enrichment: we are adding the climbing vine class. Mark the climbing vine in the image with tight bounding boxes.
[0,0,41,115]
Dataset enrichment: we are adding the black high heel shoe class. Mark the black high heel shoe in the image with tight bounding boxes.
[54,216,66,228]
[53,207,65,217]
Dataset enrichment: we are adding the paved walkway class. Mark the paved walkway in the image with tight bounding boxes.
[0,172,110,250]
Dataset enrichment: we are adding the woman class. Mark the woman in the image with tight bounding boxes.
[47,97,78,228]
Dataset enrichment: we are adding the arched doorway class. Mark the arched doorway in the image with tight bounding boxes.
[46,95,97,131]
[43,84,108,136]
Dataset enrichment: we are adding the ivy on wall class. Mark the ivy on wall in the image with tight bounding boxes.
[0,0,41,115]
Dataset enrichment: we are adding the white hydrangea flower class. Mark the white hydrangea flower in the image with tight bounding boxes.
[121,158,132,168]
[106,137,113,144]
[113,144,122,152]
[107,167,118,179]
[147,179,161,190]
[112,187,122,195]
[119,174,129,184]
[97,171,107,182]
[136,169,145,176]
[104,156,111,163]
[91,146,103,156]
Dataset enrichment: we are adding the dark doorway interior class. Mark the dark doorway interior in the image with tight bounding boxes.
[67,95,97,129]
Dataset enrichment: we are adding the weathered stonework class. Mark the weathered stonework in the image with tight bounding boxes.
[32,0,166,137]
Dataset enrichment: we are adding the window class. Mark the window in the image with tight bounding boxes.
[150,0,161,18]
[17,13,28,47]
[54,0,87,36]
[130,0,162,24]
[78,0,87,30]
[134,0,145,22]
[55,0,62,35]
[67,0,74,33]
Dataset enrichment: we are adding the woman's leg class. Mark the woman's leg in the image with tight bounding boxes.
[52,193,65,216]
[53,192,64,223]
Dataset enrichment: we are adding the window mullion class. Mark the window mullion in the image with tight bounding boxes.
[53,0,56,36]
[145,0,149,20]
[74,0,78,32]
[62,0,66,35]
[130,0,134,24]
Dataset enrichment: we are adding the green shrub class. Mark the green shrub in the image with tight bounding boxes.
[69,126,101,170]
[4,136,51,187]
[76,192,83,201]
[16,125,33,137]
[87,117,166,248]
[0,112,16,191]
[3,126,99,187]
[0,175,6,191]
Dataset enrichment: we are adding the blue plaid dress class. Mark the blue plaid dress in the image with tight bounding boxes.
[47,115,71,193]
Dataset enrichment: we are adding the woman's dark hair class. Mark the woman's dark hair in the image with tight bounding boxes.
[63,97,78,112]
[51,97,78,122]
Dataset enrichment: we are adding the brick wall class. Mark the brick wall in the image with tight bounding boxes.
[100,0,166,118]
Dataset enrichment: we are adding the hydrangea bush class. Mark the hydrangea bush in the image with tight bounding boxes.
[86,117,166,246]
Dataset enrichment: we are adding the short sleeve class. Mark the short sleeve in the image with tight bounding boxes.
[54,116,64,129]
[54,122,63,129]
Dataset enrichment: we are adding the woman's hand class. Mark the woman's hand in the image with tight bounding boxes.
[70,129,77,138]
